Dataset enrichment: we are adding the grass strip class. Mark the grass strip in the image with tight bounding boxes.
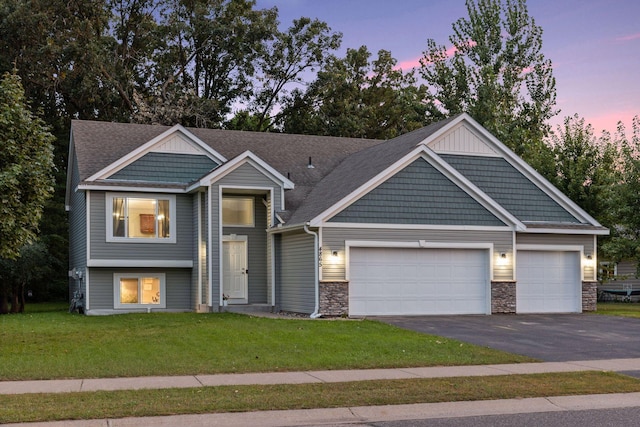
[594,302,640,318]
[2,372,639,424]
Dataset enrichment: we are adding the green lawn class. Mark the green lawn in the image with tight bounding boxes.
[595,302,640,318]
[2,372,639,424]
[0,304,533,381]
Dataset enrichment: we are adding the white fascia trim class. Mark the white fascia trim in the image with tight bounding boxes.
[65,132,76,209]
[429,114,602,227]
[522,227,610,235]
[309,144,524,230]
[323,222,512,232]
[196,151,294,190]
[87,259,193,268]
[516,244,584,252]
[78,184,187,194]
[86,125,227,182]
[208,185,213,307]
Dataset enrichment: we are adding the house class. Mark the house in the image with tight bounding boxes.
[65,113,608,316]
[598,260,640,302]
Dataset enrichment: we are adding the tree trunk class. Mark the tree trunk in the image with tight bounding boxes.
[0,288,8,314]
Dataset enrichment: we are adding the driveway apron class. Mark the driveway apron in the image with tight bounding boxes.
[375,314,640,362]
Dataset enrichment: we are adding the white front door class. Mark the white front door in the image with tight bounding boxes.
[223,237,248,303]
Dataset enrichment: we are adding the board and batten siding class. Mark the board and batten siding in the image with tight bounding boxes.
[88,268,192,310]
[223,195,268,304]
[516,233,596,280]
[277,232,316,314]
[89,191,193,261]
[68,160,87,298]
[321,227,514,282]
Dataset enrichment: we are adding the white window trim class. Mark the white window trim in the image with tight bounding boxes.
[106,193,177,243]
[113,273,166,309]
[222,196,255,228]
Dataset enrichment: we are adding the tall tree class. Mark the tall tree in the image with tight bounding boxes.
[0,72,55,311]
[601,116,640,272]
[419,0,557,175]
[281,47,426,139]
[250,17,342,131]
[549,114,619,225]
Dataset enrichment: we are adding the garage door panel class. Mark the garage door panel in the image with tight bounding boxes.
[349,247,489,316]
[517,251,580,313]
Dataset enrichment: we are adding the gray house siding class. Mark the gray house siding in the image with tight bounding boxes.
[322,227,514,282]
[441,154,580,223]
[108,153,218,183]
[89,192,193,261]
[329,158,506,226]
[223,195,268,304]
[208,162,284,308]
[277,231,316,314]
[68,160,87,299]
[87,268,192,311]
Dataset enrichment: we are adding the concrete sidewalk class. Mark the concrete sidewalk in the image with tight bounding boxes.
[3,359,640,427]
[2,358,640,395]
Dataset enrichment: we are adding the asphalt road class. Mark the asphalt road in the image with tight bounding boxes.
[310,407,640,427]
[375,314,640,362]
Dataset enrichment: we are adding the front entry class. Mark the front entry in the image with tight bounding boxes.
[223,236,248,304]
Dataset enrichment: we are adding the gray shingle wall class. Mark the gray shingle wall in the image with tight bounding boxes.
[329,158,505,226]
[108,153,217,183]
[440,154,580,223]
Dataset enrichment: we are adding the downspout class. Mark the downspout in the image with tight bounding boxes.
[303,223,321,318]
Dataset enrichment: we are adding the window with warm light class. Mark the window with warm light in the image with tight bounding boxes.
[222,197,254,227]
[114,273,166,308]
[107,194,176,243]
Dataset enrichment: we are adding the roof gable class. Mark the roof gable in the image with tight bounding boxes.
[85,124,226,181]
[329,157,506,227]
[428,122,500,157]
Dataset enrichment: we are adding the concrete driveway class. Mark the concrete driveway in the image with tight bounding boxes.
[375,314,640,362]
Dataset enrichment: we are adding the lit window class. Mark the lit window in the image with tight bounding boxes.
[107,194,175,243]
[222,197,254,227]
[114,273,165,309]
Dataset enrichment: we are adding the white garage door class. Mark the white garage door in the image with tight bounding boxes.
[349,247,489,316]
[517,251,581,313]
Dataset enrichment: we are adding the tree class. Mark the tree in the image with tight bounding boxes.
[0,72,55,260]
[549,114,619,225]
[281,47,427,139]
[601,116,640,273]
[251,17,342,131]
[419,0,557,175]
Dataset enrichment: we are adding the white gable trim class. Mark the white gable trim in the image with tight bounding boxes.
[420,114,603,227]
[309,144,524,230]
[194,150,294,190]
[86,125,227,181]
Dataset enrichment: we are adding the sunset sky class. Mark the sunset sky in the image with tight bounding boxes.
[256,0,639,137]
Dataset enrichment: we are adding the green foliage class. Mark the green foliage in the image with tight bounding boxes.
[281,47,427,139]
[0,72,55,260]
[419,0,557,175]
[549,114,619,224]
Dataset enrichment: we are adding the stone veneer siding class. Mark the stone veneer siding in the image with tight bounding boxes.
[491,281,516,314]
[582,281,597,312]
[319,281,349,316]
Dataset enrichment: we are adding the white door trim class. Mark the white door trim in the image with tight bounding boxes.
[222,235,248,304]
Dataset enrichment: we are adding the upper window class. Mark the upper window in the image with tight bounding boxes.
[222,197,254,227]
[106,194,176,243]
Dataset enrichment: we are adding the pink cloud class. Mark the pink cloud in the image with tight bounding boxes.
[616,33,640,42]
[396,42,474,71]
